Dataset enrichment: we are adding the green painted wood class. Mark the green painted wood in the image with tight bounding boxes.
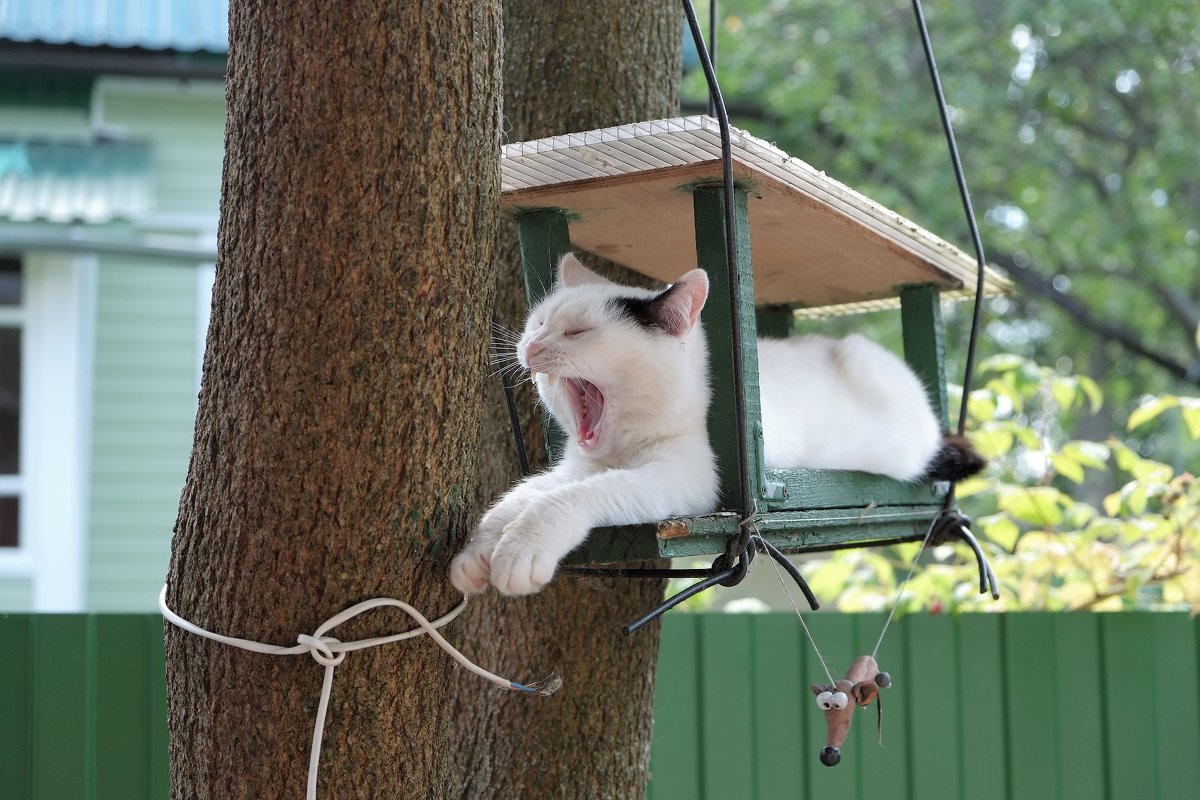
[31,615,93,800]
[1004,614,1059,800]
[755,305,794,339]
[0,615,32,798]
[1102,614,1156,800]
[899,285,950,430]
[1052,615,1105,800]
[147,616,170,799]
[1150,614,1200,798]
[955,614,1008,800]
[693,185,763,512]
[95,616,155,798]
[800,613,857,799]
[851,613,908,799]
[698,614,755,798]
[765,467,944,510]
[515,208,573,463]
[750,614,806,800]
[905,614,962,799]
[649,615,701,800]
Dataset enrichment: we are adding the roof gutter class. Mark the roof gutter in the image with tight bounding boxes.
[0,228,217,262]
[0,42,226,81]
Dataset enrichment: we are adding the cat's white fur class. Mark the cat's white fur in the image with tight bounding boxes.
[450,254,942,596]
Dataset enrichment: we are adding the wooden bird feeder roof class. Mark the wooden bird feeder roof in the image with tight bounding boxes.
[500,116,1009,315]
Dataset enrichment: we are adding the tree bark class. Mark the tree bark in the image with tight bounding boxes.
[165,2,502,798]
[448,3,683,799]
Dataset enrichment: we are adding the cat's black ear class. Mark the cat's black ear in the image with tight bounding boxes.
[557,253,611,288]
[649,269,709,336]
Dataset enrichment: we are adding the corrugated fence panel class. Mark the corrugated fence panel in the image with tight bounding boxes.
[4,612,1199,800]
[0,614,169,800]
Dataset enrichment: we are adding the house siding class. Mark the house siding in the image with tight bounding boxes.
[0,576,32,610]
[87,256,199,610]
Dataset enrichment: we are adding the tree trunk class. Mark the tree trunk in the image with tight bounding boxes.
[449,3,683,799]
[164,2,502,798]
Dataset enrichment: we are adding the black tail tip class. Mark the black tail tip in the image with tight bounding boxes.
[925,434,987,482]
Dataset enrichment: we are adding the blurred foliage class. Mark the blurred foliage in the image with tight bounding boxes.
[685,0,1200,463]
[812,355,1200,613]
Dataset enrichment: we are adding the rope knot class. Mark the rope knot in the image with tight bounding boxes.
[297,634,346,667]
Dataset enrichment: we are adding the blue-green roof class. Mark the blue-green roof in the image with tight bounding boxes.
[0,1,228,54]
[0,139,153,223]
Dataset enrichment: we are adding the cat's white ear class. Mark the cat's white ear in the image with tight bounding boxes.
[557,253,610,288]
[656,269,709,336]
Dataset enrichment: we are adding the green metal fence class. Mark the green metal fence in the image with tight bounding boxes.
[3,612,1198,800]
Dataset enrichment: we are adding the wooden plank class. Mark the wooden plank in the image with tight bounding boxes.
[899,285,950,429]
[147,615,170,799]
[564,505,942,566]
[94,616,153,799]
[0,614,32,799]
[905,614,961,799]
[750,615,805,800]
[1004,614,1059,800]
[1052,615,1105,800]
[1102,614,1156,800]
[852,613,908,799]
[694,185,762,512]
[31,615,93,800]
[956,614,1009,800]
[801,614,859,799]
[1150,614,1200,799]
[649,616,702,800]
[698,614,756,798]
[515,209,572,463]
[765,467,944,510]
[499,117,1010,312]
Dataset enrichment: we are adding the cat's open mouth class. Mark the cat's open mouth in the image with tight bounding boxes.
[565,378,605,449]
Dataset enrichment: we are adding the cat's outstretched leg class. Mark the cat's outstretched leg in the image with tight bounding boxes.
[449,471,572,593]
[489,456,715,595]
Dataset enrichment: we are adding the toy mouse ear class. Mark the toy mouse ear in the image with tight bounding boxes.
[810,683,832,696]
[875,672,892,689]
[852,680,879,706]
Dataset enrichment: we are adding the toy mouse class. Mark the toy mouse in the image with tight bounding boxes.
[810,655,891,766]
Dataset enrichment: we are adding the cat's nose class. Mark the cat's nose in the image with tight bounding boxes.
[524,340,546,360]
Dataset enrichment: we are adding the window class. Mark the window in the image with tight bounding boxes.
[0,256,21,549]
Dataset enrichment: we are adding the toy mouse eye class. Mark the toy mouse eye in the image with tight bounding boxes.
[564,328,592,338]
[830,692,849,710]
[816,691,835,710]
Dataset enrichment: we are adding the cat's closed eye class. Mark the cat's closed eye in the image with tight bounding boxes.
[564,328,592,338]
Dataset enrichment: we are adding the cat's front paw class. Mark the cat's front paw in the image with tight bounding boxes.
[449,547,491,594]
[489,523,564,596]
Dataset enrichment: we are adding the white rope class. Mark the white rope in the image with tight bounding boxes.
[752,534,836,686]
[870,514,940,660]
[159,584,560,800]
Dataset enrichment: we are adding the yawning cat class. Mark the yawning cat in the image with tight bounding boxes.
[450,254,983,595]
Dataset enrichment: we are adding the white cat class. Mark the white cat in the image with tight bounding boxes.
[450,254,982,596]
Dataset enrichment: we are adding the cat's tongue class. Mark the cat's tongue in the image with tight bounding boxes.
[568,378,604,449]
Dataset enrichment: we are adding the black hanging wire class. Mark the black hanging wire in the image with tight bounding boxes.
[907,0,999,598]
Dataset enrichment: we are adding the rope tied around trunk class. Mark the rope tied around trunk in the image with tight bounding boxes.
[158,584,560,800]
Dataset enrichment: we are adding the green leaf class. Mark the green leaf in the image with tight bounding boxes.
[974,423,1014,458]
[967,390,997,423]
[1179,397,1200,440]
[1050,377,1078,412]
[998,486,1065,527]
[979,513,1020,551]
[1077,375,1104,413]
[1062,440,1109,470]
[1050,453,1085,484]
[979,354,1027,373]
[1127,395,1179,431]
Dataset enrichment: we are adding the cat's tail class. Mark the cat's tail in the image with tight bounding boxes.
[923,434,987,482]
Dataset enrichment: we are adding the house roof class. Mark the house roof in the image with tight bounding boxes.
[0,139,153,224]
[0,0,228,54]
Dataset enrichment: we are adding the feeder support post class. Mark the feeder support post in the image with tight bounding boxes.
[899,284,950,430]
[515,208,573,462]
